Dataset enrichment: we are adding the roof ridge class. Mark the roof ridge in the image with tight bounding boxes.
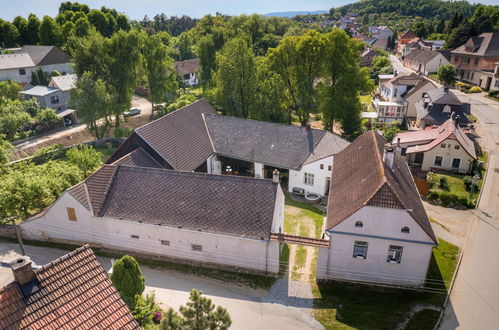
[372,131,386,181]
[36,244,90,274]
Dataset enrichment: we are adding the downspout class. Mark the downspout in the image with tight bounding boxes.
[324,230,332,280]
[265,240,269,273]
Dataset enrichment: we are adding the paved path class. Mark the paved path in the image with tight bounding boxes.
[0,242,323,330]
[439,90,499,330]
[14,95,152,151]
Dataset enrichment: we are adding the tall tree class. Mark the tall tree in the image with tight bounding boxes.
[437,64,457,87]
[12,16,28,45]
[26,14,40,44]
[70,72,113,139]
[213,38,256,119]
[0,135,13,165]
[66,145,103,177]
[0,21,20,47]
[176,32,195,60]
[87,9,108,35]
[73,17,91,37]
[38,16,61,46]
[143,34,178,118]
[116,14,130,31]
[107,30,144,127]
[267,30,323,125]
[318,29,373,140]
[198,35,217,87]
[110,255,145,308]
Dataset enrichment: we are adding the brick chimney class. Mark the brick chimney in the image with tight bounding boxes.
[272,169,280,183]
[10,257,36,286]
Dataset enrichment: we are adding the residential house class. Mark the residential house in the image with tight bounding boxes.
[48,73,77,106]
[316,131,437,286]
[415,88,470,129]
[404,78,438,120]
[0,246,139,329]
[106,99,349,197]
[174,58,200,86]
[0,45,73,84]
[403,49,450,74]
[490,62,499,91]
[424,40,445,51]
[397,30,419,57]
[374,73,428,123]
[22,165,285,274]
[360,48,379,67]
[20,86,65,110]
[372,38,390,51]
[450,31,499,90]
[373,26,395,40]
[394,118,477,174]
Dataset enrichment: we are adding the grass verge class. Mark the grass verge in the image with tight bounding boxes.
[313,239,459,329]
[4,238,276,290]
[95,145,118,162]
[430,218,450,232]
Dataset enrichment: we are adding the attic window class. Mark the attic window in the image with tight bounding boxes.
[455,145,460,150]
[320,164,324,170]
[131,235,139,239]
[443,105,451,113]
[355,221,363,228]
[66,207,77,221]
[19,68,26,75]
[401,226,410,233]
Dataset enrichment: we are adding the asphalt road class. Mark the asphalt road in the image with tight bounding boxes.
[0,242,323,330]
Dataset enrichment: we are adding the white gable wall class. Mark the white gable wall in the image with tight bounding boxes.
[288,155,333,196]
[317,206,435,286]
[21,191,282,274]
[0,67,34,83]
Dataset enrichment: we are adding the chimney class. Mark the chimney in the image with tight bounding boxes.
[272,169,280,183]
[383,145,395,170]
[394,138,402,162]
[10,257,36,286]
[443,86,449,93]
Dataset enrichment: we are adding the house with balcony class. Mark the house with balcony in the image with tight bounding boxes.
[394,118,477,174]
[450,31,499,90]
[374,73,431,123]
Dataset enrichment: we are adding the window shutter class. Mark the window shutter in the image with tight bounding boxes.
[66,207,77,221]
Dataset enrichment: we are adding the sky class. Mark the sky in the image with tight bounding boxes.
[1,0,498,21]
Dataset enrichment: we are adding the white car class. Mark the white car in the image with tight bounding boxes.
[124,108,142,117]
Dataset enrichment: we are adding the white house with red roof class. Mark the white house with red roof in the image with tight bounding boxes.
[394,118,477,173]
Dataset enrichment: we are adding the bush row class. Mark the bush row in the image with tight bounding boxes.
[426,191,474,209]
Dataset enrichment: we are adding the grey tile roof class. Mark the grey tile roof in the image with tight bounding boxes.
[134,99,218,171]
[112,147,162,168]
[451,32,499,57]
[21,45,72,66]
[204,114,349,170]
[85,165,118,215]
[326,131,437,243]
[67,182,89,210]
[20,86,59,97]
[0,53,35,70]
[98,166,279,240]
[49,74,77,91]
[404,48,439,64]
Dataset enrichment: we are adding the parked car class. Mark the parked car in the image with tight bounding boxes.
[124,108,142,117]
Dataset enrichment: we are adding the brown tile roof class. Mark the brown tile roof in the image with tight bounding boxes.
[0,245,139,329]
[404,48,440,64]
[399,30,418,41]
[174,58,200,76]
[85,165,118,215]
[98,165,279,240]
[451,32,499,57]
[404,119,477,159]
[67,182,90,210]
[134,99,217,171]
[112,147,162,168]
[326,131,437,243]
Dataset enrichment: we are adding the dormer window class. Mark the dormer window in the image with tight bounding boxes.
[355,221,363,228]
[443,105,451,113]
[401,226,410,233]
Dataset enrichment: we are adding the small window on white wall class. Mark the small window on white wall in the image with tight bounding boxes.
[304,173,314,185]
[191,244,202,251]
[355,221,363,228]
[160,240,170,246]
[131,235,139,239]
[387,245,403,263]
[401,226,410,233]
[353,241,368,259]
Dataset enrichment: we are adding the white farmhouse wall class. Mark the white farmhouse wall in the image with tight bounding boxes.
[378,28,394,40]
[184,73,198,86]
[22,192,281,274]
[424,55,449,75]
[419,139,474,173]
[254,162,264,178]
[288,156,333,196]
[0,68,34,83]
[317,206,435,286]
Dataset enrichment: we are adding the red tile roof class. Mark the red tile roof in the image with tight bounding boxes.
[0,245,139,329]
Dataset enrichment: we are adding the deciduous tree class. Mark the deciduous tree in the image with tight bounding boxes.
[38,16,61,46]
[66,145,103,177]
[437,64,457,87]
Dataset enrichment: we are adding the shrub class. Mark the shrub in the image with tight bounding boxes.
[488,90,499,98]
[426,191,439,201]
[114,127,134,138]
[132,293,160,326]
[463,176,472,191]
[111,255,145,308]
[469,86,481,93]
[315,113,322,121]
[438,176,449,190]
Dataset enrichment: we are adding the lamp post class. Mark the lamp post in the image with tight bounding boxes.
[3,216,25,256]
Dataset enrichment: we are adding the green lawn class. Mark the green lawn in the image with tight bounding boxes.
[405,309,441,330]
[94,145,118,162]
[429,172,481,200]
[284,192,325,238]
[359,94,372,109]
[313,239,459,329]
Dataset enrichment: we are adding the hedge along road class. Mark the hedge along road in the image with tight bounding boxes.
[0,242,323,330]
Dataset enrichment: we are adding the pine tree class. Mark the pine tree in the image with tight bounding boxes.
[110,255,145,308]
[179,289,232,330]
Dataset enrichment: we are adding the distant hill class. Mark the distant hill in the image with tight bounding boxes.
[263,10,327,18]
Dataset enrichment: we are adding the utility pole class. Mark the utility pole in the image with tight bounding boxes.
[3,216,25,256]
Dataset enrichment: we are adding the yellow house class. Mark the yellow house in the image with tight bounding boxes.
[394,119,477,174]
